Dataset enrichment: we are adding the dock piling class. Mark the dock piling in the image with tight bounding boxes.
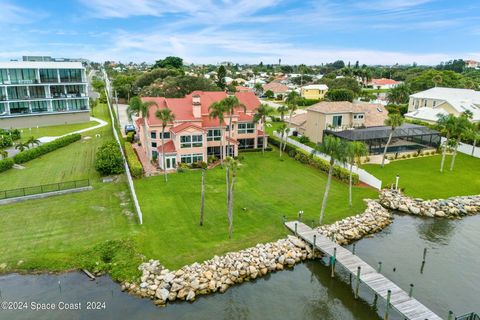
[385,290,391,320]
[331,247,337,278]
[355,266,361,299]
[409,284,414,297]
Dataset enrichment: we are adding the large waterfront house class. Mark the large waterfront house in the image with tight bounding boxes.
[136,91,266,170]
[405,87,480,123]
[0,61,89,128]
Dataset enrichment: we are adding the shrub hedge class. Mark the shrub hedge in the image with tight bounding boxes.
[239,147,273,153]
[124,142,143,178]
[13,134,81,164]
[95,140,125,176]
[269,136,359,184]
[0,158,14,173]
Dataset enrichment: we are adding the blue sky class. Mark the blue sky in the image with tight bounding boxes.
[1,0,480,65]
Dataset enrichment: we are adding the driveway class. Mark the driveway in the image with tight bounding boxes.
[116,103,137,137]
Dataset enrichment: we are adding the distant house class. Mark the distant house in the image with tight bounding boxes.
[465,60,480,69]
[300,84,328,100]
[289,101,388,144]
[262,82,289,98]
[369,78,401,90]
[235,86,253,92]
[137,91,267,170]
[405,87,480,123]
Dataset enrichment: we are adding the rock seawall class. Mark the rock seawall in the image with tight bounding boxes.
[315,200,393,245]
[380,190,480,218]
[122,236,318,306]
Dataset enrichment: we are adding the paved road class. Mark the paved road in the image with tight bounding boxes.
[87,70,100,100]
[116,103,137,137]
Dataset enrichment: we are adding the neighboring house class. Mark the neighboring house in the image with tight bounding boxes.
[405,87,480,123]
[235,86,253,92]
[0,61,89,128]
[369,78,402,90]
[300,84,328,100]
[285,110,307,135]
[465,60,480,69]
[262,82,289,98]
[136,91,267,170]
[302,101,388,143]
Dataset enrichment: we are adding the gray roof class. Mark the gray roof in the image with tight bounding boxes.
[326,123,439,141]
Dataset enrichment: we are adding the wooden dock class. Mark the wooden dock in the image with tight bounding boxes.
[285,221,443,320]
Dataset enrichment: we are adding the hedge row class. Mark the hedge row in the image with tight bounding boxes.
[239,147,273,153]
[0,158,14,173]
[269,136,359,184]
[13,134,82,164]
[124,142,143,178]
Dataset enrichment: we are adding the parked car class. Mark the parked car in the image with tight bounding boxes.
[124,124,136,135]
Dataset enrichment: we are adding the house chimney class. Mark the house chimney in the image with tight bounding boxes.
[192,94,201,118]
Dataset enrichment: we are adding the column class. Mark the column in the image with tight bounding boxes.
[35,68,40,84]
[57,69,61,83]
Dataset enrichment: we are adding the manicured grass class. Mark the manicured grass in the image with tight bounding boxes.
[19,120,99,142]
[135,151,377,269]
[363,153,480,199]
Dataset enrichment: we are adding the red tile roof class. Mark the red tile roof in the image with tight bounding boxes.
[262,82,289,93]
[170,122,205,134]
[157,140,176,153]
[202,116,225,127]
[141,91,261,127]
[226,137,239,144]
[236,86,253,92]
[371,78,400,85]
[237,112,253,121]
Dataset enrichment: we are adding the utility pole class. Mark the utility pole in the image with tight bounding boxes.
[114,90,120,125]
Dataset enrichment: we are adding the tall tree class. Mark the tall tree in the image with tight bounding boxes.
[253,104,274,154]
[317,135,348,224]
[155,108,176,182]
[277,105,288,122]
[208,101,227,164]
[286,91,299,131]
[346,141,368,207]
[381,114,404,168]
[127,96,158,160]
[386,83,411,104]
[276,123,287,157]
[436,113,457,172]
[449,112,472,171]
[152,56,183,69]
[217,65,227,90]
[225,157,239,239]
[467,122,480,156]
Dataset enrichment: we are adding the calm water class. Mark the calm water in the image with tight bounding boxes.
[0,214,478,320]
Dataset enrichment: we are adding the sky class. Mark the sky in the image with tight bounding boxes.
[1,0,480,65]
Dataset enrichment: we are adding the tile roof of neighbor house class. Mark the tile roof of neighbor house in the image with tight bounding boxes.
[287,113,308,127]
[371,78,401,85]
[235,85,253,92]
[404,107,449,122]
[307,101,388,127]
[157,140,176,153]
[262,82,289,94]
[141,91,261,127]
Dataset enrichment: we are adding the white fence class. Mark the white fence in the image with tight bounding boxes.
[273,132,383,190]
[441,137,480,158]
[103,69,144,224]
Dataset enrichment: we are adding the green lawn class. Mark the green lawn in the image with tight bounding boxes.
[135,151,377,269]
[19,120,99,142]
[363,153,480,199]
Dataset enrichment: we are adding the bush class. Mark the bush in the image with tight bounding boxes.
[0,135,13,148]
[269,136,358,184]
[0,129,21,141]
[239,147,273,153]
[298,135,310,144]
[325,89,354,102]
[207,155,217,164]
[124,142,143,178]
[95,140,125,176]
[0,158,14,173]
[126,132,134,143]
[13,134,81,164]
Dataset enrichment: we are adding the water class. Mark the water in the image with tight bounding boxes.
[0,214,478,320]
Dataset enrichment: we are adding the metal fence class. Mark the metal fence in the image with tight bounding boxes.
[0,179,90,200]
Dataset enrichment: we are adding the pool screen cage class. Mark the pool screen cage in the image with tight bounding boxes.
[324,124,441,155]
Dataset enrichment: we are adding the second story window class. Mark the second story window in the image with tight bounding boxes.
[207,129,221,141]
[151,131,156,139]
[238,123,255,134]
[159,132,170,139]
[180,134,203,148]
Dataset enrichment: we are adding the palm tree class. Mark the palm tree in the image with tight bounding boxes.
[346,141,368,207]
[253,104,274,154]
[449,113,472,171]
[155,108,176,182]
[225,157,239,239]
[386,83,411,105]
[432,74,443,87]
[468,122,480,156]
[15,142,29,152]
[222,96,246,158]
[437,114,457,172]
[0,149,8,159]
[318,135,348,225]
[381,114,404,168]
[276,123,287,157]
[208,101,227,163]
[285,92,299,128]
[277,105,288,122]
[199,162,207,226]
[26,136,40,148]
[127,96,158,159]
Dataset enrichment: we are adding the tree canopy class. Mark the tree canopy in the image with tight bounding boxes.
[152,56,183,69]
